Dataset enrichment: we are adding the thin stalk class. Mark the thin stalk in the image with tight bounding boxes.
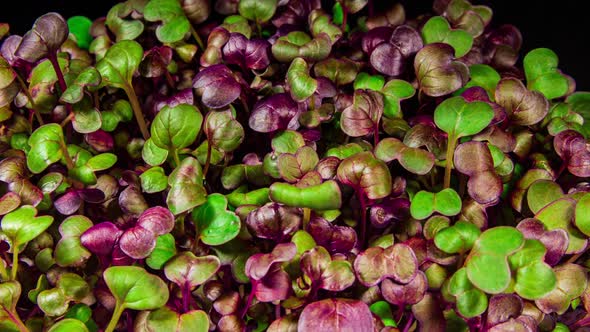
[0,259,8,281]
[2,306,29,332]
[182,282,191,313]
[303,208,311,229]
[240,282,257,319]
[256,22,262,38]
[172,149,181,167]
[341,5,348,31]
[48,54,74,117]
[359,194,368,247]
[203,141,212,178]
[60,112,74,127]
[123,84,150,140]
[164,71,176,89]
[59,140,75,170]
[105,304,125,332]
[402,313,414,332]
[14,73,43,125]
[373,124,380,147]
[189,25,205,50]
[10,248,18,280]
[444,136,457,189]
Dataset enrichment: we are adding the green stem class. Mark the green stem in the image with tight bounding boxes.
[123,84,150,140]
[444,136,457,189]
[14,72,44,125]
[172,149,181,167]
[105,304,125,332]
[0,259,8,281]
[303,208,311,229]
[189,25,205,50]
[59,140,75,170]
[2,306,29,332]
[203,141,212,178]
[11,248,18,280]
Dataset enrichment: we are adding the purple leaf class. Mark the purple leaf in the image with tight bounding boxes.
[223,34,271,70]
[249,93,300,133]
[307,216,357,254]
[85,130,114,152]
[15,12,68,63]
[80,222,122,256]
[381,270,428,306]
[255,264,292,302]
[54,190,82,215]
[368,25,423,77]
[119,225,157,259]
[246,203,302,242]
[136,206,175,236]
[193,64,242,108]
[245,242,296,281]
[298,298,374,331]
[370,197,410,229]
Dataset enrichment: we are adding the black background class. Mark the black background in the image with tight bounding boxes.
[1,0,588,90]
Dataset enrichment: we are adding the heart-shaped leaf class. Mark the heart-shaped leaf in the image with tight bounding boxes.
[145,307,209,332]
[249,93,300,133]
[15,12,68,63]
[192,193,240,245]
[193,64,242,109]
[300,246,355,292]
[105,2,145,41]
[151,103,203,151]
[414,43,469,97]
[336,151,392,200]
[434,96,495,141]
[104,265,169,311]
[410,188,462,220]
[354,243,418,286]
[146,233,177,270]
[298,299,374,331]
[287,57,317,102]
[140,167,168,194]
[495,78,549,126]
[96,40,143,89]
[54,215,92,267]
[535,263,587,314]
[144,0,191,43]
[340,90,384,138]
[434,220,481,254]
[238,0,278,23]
[421,16,473,57]
[167,157,207,215]
[375,137,435,175]
[27,124,66,174]
[246,202,301,242]
[523,48,571,100]
[1,205,53,247]
[164,251,220,289]
[204,109,244,153]
[381,79,415,118]
[314,58,360,86]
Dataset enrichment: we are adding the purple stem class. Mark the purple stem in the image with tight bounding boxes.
[402,313,414,332]
[359,193,368,247]
[48,53,73,116]
[182,282,192,313]
[240,282,257,319]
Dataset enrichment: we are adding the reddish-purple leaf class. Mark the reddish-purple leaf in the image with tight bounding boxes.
[137,206,175,236]
[119,225,157,259]
[298,298,374,332]
[80,222,123,256]
[193,64,242,108]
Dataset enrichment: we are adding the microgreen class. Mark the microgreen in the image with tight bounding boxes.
[0,1,589,330]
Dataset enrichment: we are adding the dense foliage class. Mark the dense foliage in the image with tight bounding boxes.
[1,0,590,331]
